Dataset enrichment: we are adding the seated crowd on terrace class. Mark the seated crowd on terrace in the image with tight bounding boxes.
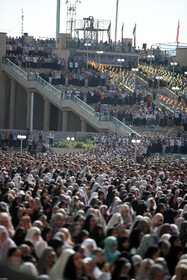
[4,36,187,132]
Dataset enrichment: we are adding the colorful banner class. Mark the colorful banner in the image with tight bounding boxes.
[158,94,187,113]
[88,60,136,91]
[139,64,187,95]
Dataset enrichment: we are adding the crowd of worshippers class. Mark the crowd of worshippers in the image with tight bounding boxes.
[100,105,187,129]
[60,88,187,130]
[36,68,107,87]
[1,131,187,155]
[0,131,54,154]
[6,36,56,52]
[0,142,187,280]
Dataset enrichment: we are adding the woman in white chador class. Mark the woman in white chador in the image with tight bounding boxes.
[25,227,47,258]
[50,248,75,280]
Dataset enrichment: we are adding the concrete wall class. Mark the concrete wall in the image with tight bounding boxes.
[68,111,81,131]
[87,123,97,132]
[59,33,72,49]
[175,48,187,67]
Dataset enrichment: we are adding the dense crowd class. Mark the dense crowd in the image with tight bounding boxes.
[0,134,187,280]
[60,88,187,130]
[6,36,56,49]
[37,68,103,87]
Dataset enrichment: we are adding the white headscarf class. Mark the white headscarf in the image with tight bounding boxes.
[25,227,47,258]
[88,192,98,205]
[181,204,187,218]
[0,225,16,260]
[106,213,123,234]
[50,248,75,280]
[19,262,38,277]
[12,173,22,188]
[81,238,97,257]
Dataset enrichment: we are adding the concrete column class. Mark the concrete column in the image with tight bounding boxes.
[0,72,6,128]
[0,33,7,128]
[81,118,87,132]
[9,79,16,129]
[43,98,50,131]
[62,111,68,131]
[58,109,62,131]
[26,90,31,129]
[0,32,6,63]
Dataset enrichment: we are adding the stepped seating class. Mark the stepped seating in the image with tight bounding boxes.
[2,58,141,137]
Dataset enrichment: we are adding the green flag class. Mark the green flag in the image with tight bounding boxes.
[132,24,136,47]
[132,24,136,35]
[107,22,111,43]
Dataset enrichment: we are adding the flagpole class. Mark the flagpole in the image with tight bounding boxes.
[115,0,119,43]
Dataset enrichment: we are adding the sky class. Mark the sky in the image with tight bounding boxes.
[0,0,187,48]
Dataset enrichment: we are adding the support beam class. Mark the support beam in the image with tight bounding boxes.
[0,71,6,128]
[81,118,87,132]
[43,98,50,131]
[58,109,62,131]
[62,111,68,131]
[30,92,34,133]
[26,90,31,130]
[9,79,16,129]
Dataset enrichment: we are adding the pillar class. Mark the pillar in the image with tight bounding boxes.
[62,111,68,131]
[0,32,7,128]
[0,33,7,128]
[58,109,62,131]
[9,79,16,129]
[0,72,6,128]
[0,32,6,60]
[26,90,31,129]
[43,98,50,131]
[81,118,87,132]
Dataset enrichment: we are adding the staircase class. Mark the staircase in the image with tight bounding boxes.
[2,58,141,137]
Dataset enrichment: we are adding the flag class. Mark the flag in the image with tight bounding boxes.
[107,22,111,43]
[121,22,124,44]
[83,21,86,39]
[176,20,180,43]
[132,24,136,47]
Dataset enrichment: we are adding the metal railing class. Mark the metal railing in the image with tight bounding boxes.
[2,57,28,80]
[112,117,141,136]
[36,75,62,99]
[66,40,136,54]
[3,58,140,136]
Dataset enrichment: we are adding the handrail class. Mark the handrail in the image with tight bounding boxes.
[112,117,141,137]
[2,58,141,136]
[2,57,28,80]
[36,75,62,98]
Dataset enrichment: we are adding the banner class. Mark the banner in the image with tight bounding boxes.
[132,24,136,47]
[176,20,180,43]
[107,22,111,43]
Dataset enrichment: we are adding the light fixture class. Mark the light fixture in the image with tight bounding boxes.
[170,62,177,66]
[117,58,124,62]
[17,135,27,153]
[131,68,139,72]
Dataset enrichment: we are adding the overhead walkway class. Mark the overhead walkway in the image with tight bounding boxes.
[2,58,141,137]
